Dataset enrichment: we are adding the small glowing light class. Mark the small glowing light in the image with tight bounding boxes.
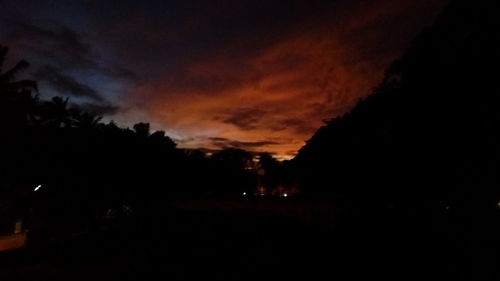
[497,201,500,207]
[34,185,41,191]
[242,192,247,196]
[445,206,450,210]
[283,193,288,197]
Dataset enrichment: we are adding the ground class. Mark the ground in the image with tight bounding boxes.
[0,197,498,281]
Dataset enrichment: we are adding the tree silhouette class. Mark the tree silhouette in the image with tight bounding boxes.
[0,45,37,93]
[257,152,281,195]
[0,45,38,129]
[133,122,150,138]
[39,97,72,128]
[210,148,257,196]
[72,110,102,130]
[292,0,499,210]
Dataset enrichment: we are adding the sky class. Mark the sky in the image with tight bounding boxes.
[0,0,448,159]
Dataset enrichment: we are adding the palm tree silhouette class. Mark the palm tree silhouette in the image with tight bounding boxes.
[0,45,37,93]
[40,97,72,128]
[0,45,38,128]
[73,111,102,130]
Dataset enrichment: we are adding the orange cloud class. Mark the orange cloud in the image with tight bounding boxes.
[125,0,447,159]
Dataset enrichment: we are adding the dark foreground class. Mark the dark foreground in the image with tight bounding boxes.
[0,197,498,281]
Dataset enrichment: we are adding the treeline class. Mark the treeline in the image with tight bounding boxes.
[292,0,499,210]
[0,44,287,230]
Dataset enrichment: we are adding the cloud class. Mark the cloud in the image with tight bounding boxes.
[215,107,267,131]
[6,21,97,70]
[100,64,140,83]
[268,117,318,134]
[1,18,138,99]
[209,137,280,150]
[0,0,448,159]
[129,0,448,158]
[79,102,120,116]
[33,65,103,102]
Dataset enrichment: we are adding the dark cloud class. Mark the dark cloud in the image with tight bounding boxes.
[210,137,230,142]
[33,65,103,102]
[79,102,120,116]
[209,137,280,150]
[2,18,138,85]
[216,107,267,130]
[6,21,96,69]
[268,117,318,134]
[100,64,141,83]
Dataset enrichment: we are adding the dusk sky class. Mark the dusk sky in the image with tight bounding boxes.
[0,0,448,159]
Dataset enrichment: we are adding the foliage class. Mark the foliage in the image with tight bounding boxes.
[292,0,499,210]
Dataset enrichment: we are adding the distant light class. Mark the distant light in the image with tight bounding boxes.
[283,193,288,197]
[34,185,42,192]
[497,201,500,207]
[242,192,247,196]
